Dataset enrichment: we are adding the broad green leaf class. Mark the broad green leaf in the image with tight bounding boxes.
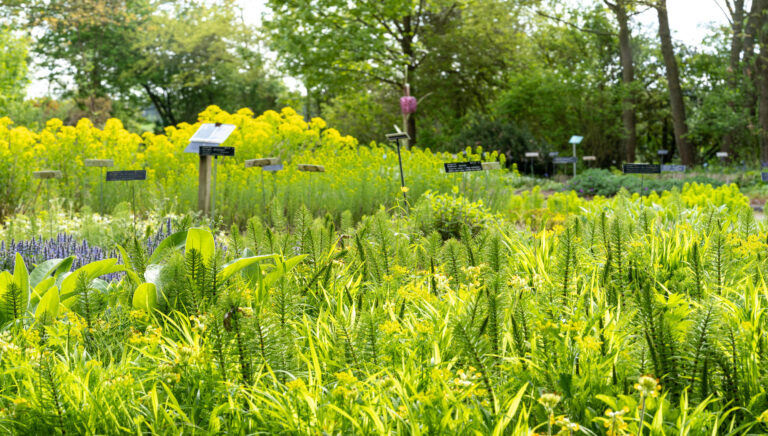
[263,255,307,288]
[218,255,276,283]
[132,282,157,312]
[13,253,29,294]
[29,276,57,308]
[29,257,75,288]
[186,228,215,265]
[148,230,188,264]
[91,278,110,294]
[60,259,124,306]
[116,244,134,270]
[35,286,59,323]
[13,253,29,311]
[0,271,11,292]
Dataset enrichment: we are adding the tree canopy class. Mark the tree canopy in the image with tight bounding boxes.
[4,0,768,165]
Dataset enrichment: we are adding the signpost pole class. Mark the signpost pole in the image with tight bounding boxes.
[572,142,577,177]
[100,167,105,213]
[131,181,137,234]
[186,123,236,217]
[386,132,411,210]
[212,156,218,219]
[261,169,266,211]
[199,155,212,216]
[104,170,147,234]
[33,171,63,238]
[245,158,282,212]
[47,185,52,239]
[396,139,407,205]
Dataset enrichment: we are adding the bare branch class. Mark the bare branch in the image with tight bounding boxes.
[536,10,616,36]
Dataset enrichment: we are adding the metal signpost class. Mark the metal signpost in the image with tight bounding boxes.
[623,163,661,192]
[623,164,661,174]
[298,164,326,208]
[245,157,281,210]
[548,152,559,177]
[106,170,147,232]
[199,146,235,219]
[525,151,539,177]
[386,132,410,206]
[657,149,669,165]
[481,161,501,171]
[553,156,578,165]
[661,164,686,173]
[85,159,114,213]
[33,170,62,238]
[184,123,236,216]
[569,135,584,177]
[443,161,484,173]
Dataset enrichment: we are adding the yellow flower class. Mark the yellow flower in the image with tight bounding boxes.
[635,375,661,398]
[335,371,358,384]
[757,409,768,423]
[12,398,31,411]
[538,392,562,411]
[401,186,410,193]
[379,320,403,335]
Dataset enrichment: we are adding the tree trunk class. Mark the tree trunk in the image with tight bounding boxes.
[656,0,695,165]
[743,0,762,120]
[402,15,417,143]
[721,0,745,158]
[756,0,768,161]
[611,0,638,162]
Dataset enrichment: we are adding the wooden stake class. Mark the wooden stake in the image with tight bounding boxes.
[198,155,212,215]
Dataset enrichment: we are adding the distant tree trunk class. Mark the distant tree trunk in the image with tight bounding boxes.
[655,0,695,165]
[756,0,768,161]
[402,15,417,143]
[742,0,762,120]
[721,0,745,158]
[605,0,638,162]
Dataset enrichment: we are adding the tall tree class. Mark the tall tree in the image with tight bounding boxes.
[266,0,465,143]
[654,0,695,165]
[28,0,154,119]
[753,0,768,160]
[314,0,533,147]
[720,0,746,157]
[126,0,284,126]
[604,0,638,162]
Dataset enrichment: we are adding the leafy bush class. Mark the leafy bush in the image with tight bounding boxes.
[452,113,537,162]
[413,190,499,239]
[566,168,724,197]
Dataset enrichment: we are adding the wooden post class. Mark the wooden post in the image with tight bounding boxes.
[186,123,237,216]
[198,155,212,215]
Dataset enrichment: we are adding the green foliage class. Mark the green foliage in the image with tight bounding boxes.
[0,27,29,110]
[0,193,767,433]
[567,169,725,197]
[414,191,499,239]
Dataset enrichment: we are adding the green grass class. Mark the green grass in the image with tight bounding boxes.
[0,184,767,434]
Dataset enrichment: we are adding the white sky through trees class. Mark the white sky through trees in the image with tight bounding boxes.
[26,0,728,98]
